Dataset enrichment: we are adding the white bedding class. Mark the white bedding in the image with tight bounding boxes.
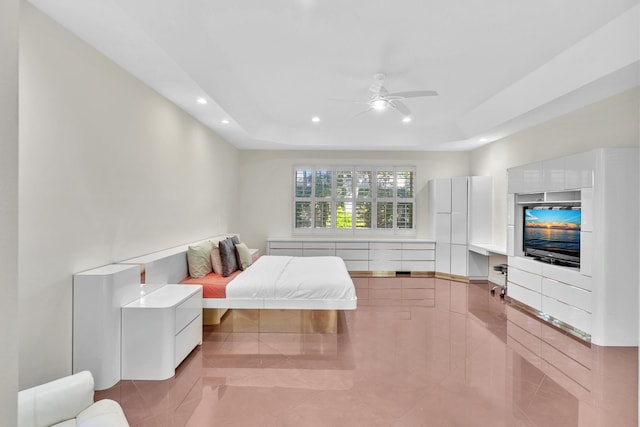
[202,255,357,310]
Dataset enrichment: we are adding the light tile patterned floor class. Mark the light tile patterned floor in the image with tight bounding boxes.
[96,278,638,426]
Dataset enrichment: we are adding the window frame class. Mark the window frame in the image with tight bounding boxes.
[292,165,416,235]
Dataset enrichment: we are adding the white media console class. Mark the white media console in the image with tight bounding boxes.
[506,147,638,346]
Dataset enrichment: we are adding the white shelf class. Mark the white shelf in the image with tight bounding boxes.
[468,243,507,256]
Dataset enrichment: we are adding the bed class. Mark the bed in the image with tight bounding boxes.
[182,255,356,308]
[121,236,357,332]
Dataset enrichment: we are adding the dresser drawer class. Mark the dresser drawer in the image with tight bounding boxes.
[508,282,541,311]
[302,242,335,249]
[402,249,435,261]
[303,248,335,257]
[402,242,435,250]
[269,248,303,256]
[336,249,368,260]
[509,268,542,293]
[542,278,591,313]
[369,260,402,271]
[344,260,369,271]
[269,241,303,249]
[175,290,201,333]
[336,242,369,249]
[402,260,435,271]
[542,296,591,334]
[175,315,202,367]
[369,242,402,250]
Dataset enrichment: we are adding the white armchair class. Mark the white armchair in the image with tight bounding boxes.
[18,371,129,427]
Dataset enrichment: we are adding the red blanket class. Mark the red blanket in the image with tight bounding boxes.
[180,270,242,298]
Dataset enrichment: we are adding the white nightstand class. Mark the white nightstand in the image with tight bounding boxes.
[121,284,202,380]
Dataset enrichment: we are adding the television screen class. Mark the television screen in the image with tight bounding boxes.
[523,207,581,264]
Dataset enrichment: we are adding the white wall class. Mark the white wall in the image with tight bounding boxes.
[18,4,240,389]
[237,150,470,252]
[0,0,19,424]
[469,87,640,248]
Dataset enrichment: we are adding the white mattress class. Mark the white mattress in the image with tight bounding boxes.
[202,255,357,310]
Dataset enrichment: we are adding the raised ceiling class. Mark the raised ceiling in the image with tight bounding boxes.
[28,0,639,151]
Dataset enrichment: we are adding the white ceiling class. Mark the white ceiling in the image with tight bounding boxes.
[28,0,639,151]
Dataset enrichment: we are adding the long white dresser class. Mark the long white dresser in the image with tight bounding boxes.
[266,239,435,273]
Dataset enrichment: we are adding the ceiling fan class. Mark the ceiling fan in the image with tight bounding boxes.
[337,73,438,119]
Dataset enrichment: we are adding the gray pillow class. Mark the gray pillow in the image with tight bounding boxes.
[229,235,242,268]
[219,238,239,277]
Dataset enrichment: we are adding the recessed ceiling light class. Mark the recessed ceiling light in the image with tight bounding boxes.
[402,116,412,123]
[221,119,230,124]
[479,137,489,142]
[197,97,208,105]
[311,116,321,123]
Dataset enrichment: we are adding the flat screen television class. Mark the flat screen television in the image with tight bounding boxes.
[523,206,581,267]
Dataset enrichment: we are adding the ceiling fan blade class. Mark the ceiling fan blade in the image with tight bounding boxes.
[329,98,365,103]
[386,90,438,98]
[390,100,411,116]
[351,107,373,119]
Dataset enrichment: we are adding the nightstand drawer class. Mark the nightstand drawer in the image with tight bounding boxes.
[175,290,201,333]
[175,315,202,367]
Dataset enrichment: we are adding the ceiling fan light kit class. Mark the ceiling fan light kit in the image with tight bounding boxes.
[344,73,438,119]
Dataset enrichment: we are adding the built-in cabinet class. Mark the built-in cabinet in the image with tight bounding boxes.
[73,266,202,389]
[507,147,638,346]
[428,176,492,281]
[73,264,143,390]
[266,239,435,273]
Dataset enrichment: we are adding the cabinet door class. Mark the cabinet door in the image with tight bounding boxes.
[450,212,468,245]
[435,213,451,243]
[434,179,452,213]
[451,177,468,213]
[522,161,544,192]
[565,151,594,189]
[450,244,468,276]
[543,157,565,191]
[507,166,524,194]
[435,243,451,274]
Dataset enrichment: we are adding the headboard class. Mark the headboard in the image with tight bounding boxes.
[119,234,238,284]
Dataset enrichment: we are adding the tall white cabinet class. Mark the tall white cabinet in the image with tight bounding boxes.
[428,176,492,281]
[507,147,639,346]
[73,264,142,390]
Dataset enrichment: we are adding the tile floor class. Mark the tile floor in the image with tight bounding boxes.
[96,277,638,426]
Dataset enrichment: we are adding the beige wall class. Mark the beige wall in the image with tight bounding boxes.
[469,87,640,248]
[18,4,239,389]
[237,150,470,252]
[0,0,19,424]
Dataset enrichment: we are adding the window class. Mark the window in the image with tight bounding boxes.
[293,166,416,233]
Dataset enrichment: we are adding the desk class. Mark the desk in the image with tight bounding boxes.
[468,243,507,256]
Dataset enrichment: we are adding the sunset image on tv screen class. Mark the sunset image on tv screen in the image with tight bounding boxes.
[524,208,581,257]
